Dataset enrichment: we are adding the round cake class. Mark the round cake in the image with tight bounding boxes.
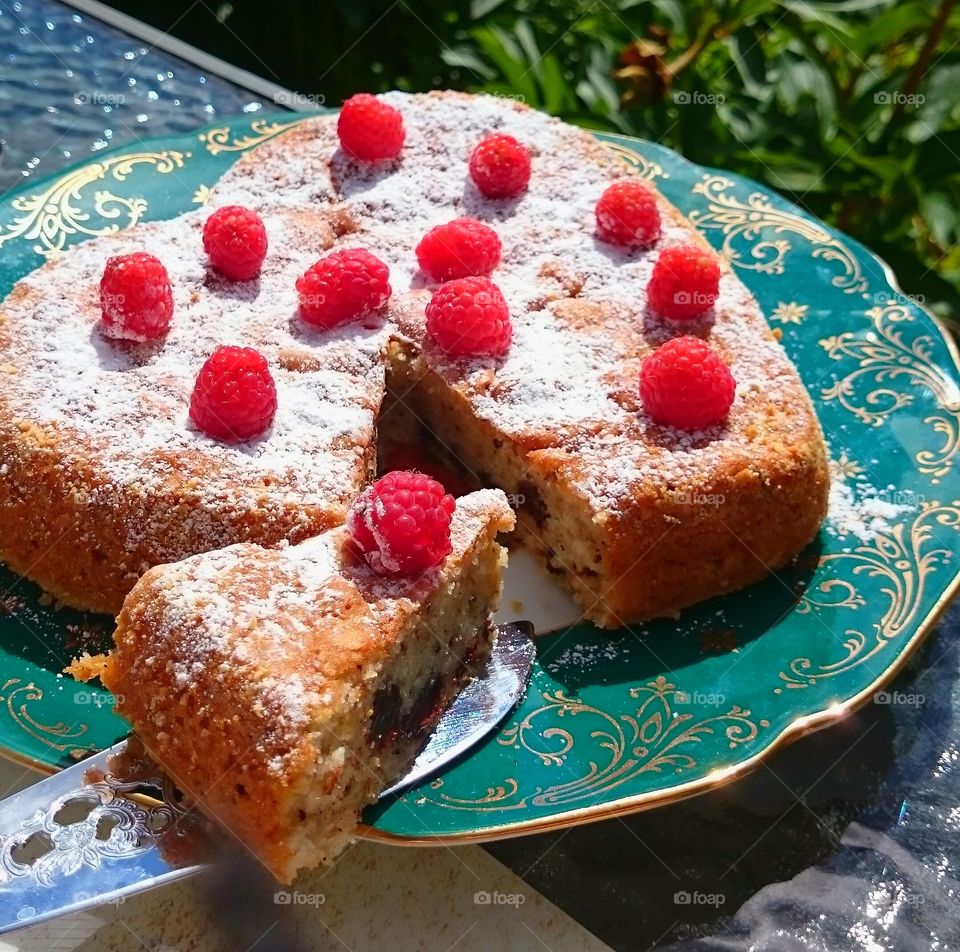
[0,91,828,622]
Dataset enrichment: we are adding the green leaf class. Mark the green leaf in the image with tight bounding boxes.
[788,0,895,11]
[726,28,769,100]
[728,0,781,27]
[469,0,508,18]
[920,191,959,247]
[472,25,539,104]
[845,3,931,58]
[845,150,903,186]
[580,77,618,118]
[631,0,687,34]
[776,56,837,134]
[513,19,541,78]
[767,167,831,191]
[774,1,854,36]
[540,54,569,114]
[816,0,895,9]
[440,46,497,82]
[905,64,960,143]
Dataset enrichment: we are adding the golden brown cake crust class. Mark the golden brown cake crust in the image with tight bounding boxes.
[99,490,514,880]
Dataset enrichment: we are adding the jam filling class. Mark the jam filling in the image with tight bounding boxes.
[369,676,447,748]
[368,646,488,749]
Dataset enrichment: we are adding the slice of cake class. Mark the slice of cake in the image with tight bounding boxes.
[86,488,513,882]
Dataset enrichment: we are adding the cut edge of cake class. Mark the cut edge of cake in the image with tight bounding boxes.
[71,488,515,882]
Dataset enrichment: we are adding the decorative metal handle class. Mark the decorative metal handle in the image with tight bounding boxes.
[0,737,208,933]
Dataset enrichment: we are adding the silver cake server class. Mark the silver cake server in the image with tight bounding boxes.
[0,620,535,936]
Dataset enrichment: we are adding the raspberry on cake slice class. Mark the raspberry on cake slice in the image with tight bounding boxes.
[469,133,531,198]
[189,345,278,443]
[89,489,515,883]
[595,181,661,248]
[348,470,456,574]
[640,336,736,430]
[425,276,512,358]
[647,244,722,321]
[297,248,392,328]
[416,218,501,281]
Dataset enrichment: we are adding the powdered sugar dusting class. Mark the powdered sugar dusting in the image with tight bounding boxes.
[3,207,386,510]
[2,91,817,581]
[826,470,914,543]
[544,638,621,671]
[283,91,806,514]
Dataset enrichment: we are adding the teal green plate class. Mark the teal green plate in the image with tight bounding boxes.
[1,114,958,846]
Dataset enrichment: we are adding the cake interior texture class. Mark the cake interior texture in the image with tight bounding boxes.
[84,489,513,882]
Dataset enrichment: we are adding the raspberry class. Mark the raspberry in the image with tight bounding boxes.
[647,244,721,320]
[202,205,268,281]
[337,93,404,161]
[639,336,736,430]
[296,248,391,329]
[348,470,456,575]
[468,133,531,199]
[189,346,278,443]
[595,181,661,248]
[99,252,173,341]
[415,218,502,282]
[425,276,512,358]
